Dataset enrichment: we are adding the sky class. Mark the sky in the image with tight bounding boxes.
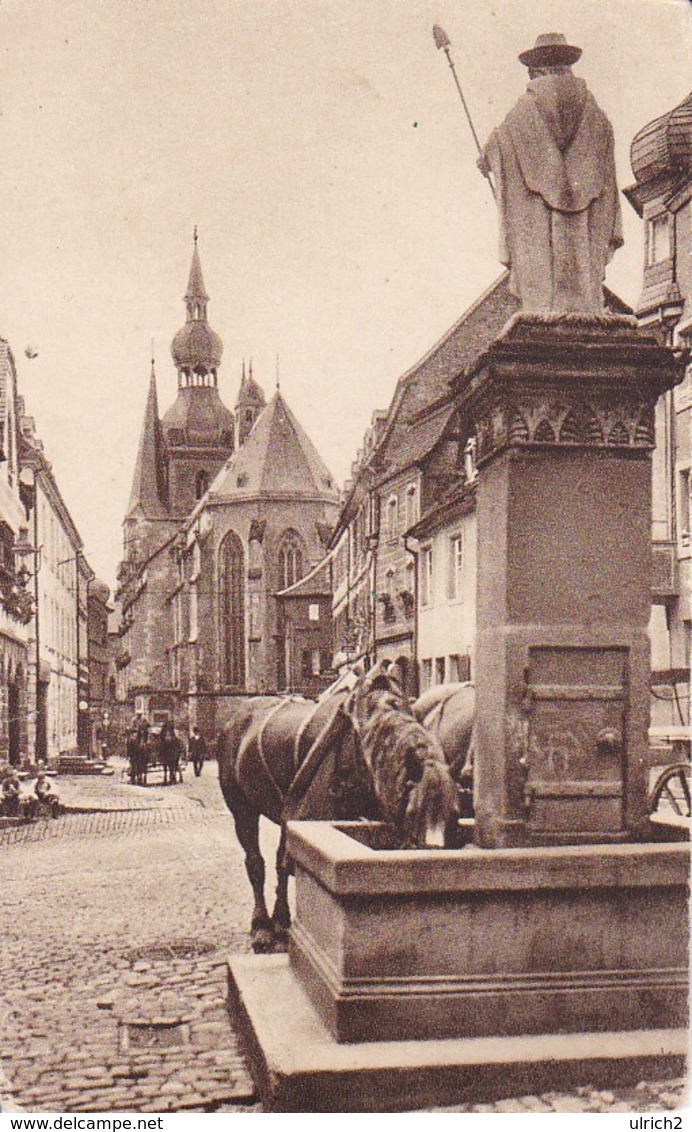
[1,0,690,587]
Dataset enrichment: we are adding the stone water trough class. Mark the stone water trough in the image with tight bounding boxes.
[228,818,689,1111]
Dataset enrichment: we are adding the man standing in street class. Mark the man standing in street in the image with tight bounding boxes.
[189,726,207,778]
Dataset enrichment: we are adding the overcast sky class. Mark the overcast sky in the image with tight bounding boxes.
[1,0,690,586]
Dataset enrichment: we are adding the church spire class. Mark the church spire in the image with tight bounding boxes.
[126,357,168,519]
[184,226,210,319]
[171,230,223,386]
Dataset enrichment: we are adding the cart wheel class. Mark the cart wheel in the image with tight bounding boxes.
[648,762,691,818]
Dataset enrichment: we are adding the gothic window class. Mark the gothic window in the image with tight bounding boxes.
[219,530,245,687]
[195,470,209,499]
[278,530,303,590]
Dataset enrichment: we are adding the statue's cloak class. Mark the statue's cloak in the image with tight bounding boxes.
[482,73,623,313]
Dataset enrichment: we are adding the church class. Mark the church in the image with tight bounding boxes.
[115,236,339,733]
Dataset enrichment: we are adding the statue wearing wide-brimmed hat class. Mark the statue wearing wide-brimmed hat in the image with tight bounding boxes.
[479,33,623,315]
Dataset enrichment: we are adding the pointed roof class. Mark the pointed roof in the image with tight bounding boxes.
[184,241,209,304]
[235,362,266,410]
[205,390,339,503]
[126,363,168,519]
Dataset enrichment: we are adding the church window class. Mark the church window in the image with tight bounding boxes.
[195,470,209,499]
[219,530,245,687]
[278,530,303,590]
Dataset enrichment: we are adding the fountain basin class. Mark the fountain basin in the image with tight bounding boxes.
[288,820,689,1044]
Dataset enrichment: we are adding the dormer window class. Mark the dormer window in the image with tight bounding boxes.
[647,214,671,266]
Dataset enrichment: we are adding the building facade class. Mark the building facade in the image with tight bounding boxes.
[0,340,33,765]
[19,411,93,762]
[625,89,692,728]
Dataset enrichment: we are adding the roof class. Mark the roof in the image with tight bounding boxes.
[275,551,333,598]
[161,385,234,442]
[126,366,168,519]
[371,273,519,475]
[630,91,692,190]
[203,390,340,504]
[235,368,266,409]
[184,242,209,304]
[407,481,477,540]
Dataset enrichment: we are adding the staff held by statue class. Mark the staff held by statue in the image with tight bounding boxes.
[432,25,495,199]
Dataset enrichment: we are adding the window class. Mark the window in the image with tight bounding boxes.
[449,654,471,682]
[647,214,671,266]
[420,546,433,607]
[219,530,245,687]
[448,534,464,600]
[308,603,320,622]
[420,658,432,691]
[386,495,399,541]
[435,657,445,685]
[679,469,691,547]
[405,484,417,530]
[195,470,209,500]
[301,648,322,678]
[278,530,303,590]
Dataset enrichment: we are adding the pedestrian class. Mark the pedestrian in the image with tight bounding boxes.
[189,727,207,777]
[34,771,61,818]
[1,766,21,817]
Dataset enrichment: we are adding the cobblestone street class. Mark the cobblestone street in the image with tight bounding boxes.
[1,763,263,1114]
[1,763,688,1115]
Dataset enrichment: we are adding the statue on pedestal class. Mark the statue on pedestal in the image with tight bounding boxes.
[479,33,623,314]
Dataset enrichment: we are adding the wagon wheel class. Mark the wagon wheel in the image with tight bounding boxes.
[648,762,692,819]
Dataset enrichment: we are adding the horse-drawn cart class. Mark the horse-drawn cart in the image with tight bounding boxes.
[125,725,187,786]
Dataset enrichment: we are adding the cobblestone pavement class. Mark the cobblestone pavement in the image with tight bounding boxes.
[1,762,688,1115]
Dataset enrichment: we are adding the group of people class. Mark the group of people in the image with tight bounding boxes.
[1,763,61,820]
[126,715,208,785]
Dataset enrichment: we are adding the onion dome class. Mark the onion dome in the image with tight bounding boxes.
[171,230,224,378]
[630,91,692,191]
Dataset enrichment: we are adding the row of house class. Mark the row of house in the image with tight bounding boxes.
[113,91,691,741]
[0,338,111,767]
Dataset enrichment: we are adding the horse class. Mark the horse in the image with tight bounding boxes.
[159,723,183,786]
[412,682,476,817]
[217,663,458,953]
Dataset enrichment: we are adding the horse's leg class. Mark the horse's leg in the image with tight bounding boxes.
[270,825,292,950]
[231,804,273,953]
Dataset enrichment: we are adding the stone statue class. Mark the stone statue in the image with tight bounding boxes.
[479,33,623,315]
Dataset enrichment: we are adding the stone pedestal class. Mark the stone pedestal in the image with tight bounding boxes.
[457,315,684,848]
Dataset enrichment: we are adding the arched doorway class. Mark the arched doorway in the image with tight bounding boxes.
[219,531,245,688]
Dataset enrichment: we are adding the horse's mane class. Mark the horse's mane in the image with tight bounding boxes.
[355,688,452,830]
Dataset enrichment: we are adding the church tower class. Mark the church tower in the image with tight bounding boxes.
[234,360,266,448]
[164,231,235,515]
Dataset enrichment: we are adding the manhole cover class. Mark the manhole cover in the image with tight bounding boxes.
[127,939,218,962]
[119,1019,191,1052]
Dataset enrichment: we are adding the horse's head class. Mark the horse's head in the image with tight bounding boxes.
[343,663,458,848]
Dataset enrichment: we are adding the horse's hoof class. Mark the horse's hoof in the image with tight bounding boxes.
[252,928,275,954]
